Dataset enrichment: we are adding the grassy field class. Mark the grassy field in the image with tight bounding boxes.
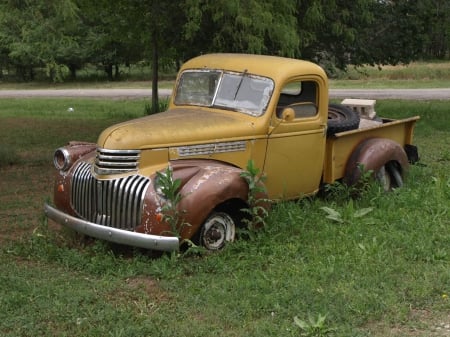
[0,94,449,336]
[331,61,450,88]
[0,61,449,90]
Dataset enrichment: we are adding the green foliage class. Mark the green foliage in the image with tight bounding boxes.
[155,166,184,238]
[322,164,374,202]
[0,0,84,81]
[155,166,199,254]
[2,0,448,82]
[239,160,269,233]
[144,97,169,115]
[294,313,335,337]
[185,0,299,57]
[321,202,375,225]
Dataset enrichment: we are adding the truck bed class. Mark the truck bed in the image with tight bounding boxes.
[323,116,420,184]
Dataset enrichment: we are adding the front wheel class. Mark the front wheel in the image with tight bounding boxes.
[199,212,236,250]
[376,162,403,191]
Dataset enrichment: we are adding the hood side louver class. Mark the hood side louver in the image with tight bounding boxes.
[94,148,140,175]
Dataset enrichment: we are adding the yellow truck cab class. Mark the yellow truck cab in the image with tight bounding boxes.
[45,54,419,252]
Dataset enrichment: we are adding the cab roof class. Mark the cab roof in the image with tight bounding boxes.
[179,53,327,83]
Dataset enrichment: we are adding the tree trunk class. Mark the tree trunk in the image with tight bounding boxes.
[104,64,113,81]
[29,67,35,81]
[69,64,77,80]
[151,30,159,114]
[114,64,119,79]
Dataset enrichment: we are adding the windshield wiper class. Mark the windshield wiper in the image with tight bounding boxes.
[233,69,248,100]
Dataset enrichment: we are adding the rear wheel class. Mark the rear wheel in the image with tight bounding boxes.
[376,162,403,191]
[199,211,236,250]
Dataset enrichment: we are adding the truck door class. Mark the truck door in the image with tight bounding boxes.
[263,79,326,199]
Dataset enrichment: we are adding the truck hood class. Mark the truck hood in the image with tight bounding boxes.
[97,108,261,150]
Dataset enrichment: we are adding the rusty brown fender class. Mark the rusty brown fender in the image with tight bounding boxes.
[170,160,252,240]
[53,143,97,215]
[344,138,409,186]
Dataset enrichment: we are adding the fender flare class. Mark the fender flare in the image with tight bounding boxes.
[169,160,262,239]
[344,138,409,186]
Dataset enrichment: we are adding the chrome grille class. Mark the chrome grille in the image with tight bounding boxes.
[94,148,140,175]
[71,162,150,230]
[177,141,246,157]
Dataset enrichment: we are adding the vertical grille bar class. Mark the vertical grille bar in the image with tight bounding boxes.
[128,176,141,229]
[71,162,150,230]
[108,179,116,227]
[117,177,127,228]
[112,178,121,228]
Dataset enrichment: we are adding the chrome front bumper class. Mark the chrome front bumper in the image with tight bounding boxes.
[44,203,179,252]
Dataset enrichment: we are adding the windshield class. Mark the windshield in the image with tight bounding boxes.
[174,69,274,116]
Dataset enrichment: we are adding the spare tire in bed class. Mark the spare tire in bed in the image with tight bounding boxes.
[327,103,360,136]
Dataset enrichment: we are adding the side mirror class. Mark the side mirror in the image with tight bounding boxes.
[281,107,295,122]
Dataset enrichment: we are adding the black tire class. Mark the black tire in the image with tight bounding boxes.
[375,161,403,192]
[327,103,360,136]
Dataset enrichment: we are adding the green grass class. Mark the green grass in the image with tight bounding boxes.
[331,61,450,88]
[0,257,154,336]
[0,98,149,167]
[338,61,450,80]
[0,98,449,336]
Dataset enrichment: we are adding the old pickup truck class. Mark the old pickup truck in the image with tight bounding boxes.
[44,53,419,252]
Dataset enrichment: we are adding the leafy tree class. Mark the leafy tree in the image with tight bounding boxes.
[0,0,448,83]
[359,0,428,66]
[122,0,185,113]
[0,0,82,81]
[417,0,450,59]
[353,0,450,65]
[76,0,146,80]
[183,0,299,58]
[296,0,374,72]
[294,0,448,72]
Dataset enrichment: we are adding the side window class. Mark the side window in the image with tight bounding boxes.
[276,81,318,119]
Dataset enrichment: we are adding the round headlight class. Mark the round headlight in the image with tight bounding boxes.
[53,148,71,171]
